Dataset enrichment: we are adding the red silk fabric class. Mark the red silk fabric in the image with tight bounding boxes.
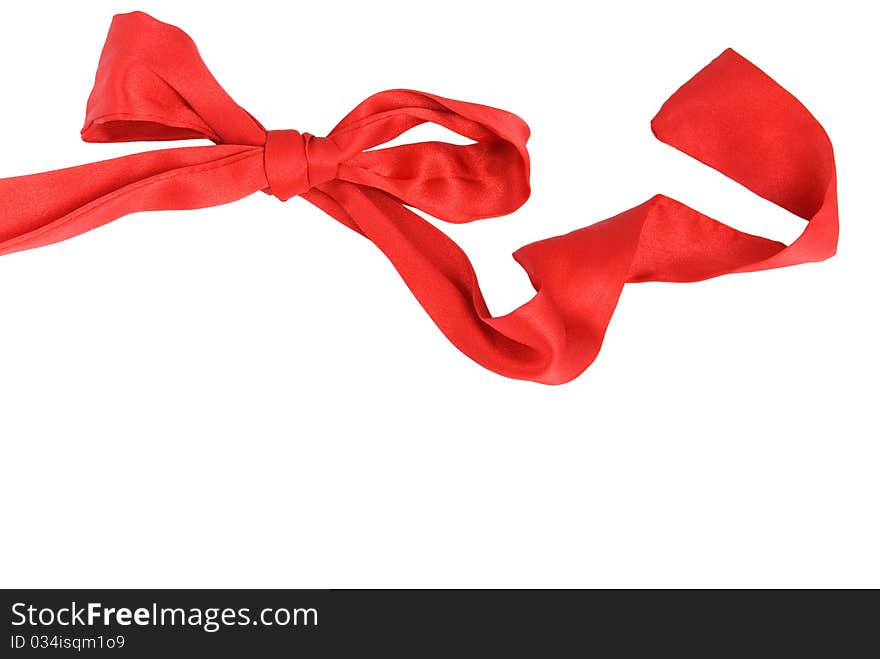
[0,12,837,384]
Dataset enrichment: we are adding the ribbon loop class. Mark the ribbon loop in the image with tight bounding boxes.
[81,11,266,146]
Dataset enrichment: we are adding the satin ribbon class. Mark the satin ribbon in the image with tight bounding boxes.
[0,12,837,384]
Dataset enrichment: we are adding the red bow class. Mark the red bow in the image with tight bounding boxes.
[0,12,837,384]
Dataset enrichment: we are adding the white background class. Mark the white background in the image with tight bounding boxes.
[0,0,876,588]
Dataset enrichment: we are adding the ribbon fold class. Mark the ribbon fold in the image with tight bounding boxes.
[0,11,837,384]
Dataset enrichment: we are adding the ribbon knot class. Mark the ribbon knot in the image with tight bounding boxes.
[264,130,341,201]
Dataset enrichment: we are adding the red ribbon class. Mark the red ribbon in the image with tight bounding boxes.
[0,12,837,384]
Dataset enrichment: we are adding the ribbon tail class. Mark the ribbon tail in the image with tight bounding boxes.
[0,145,266,257]
[650,48,838,270]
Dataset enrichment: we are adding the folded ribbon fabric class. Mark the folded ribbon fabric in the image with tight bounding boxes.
[0,12,837,384]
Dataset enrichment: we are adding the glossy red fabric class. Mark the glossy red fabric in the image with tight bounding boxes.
[0,12,837,384]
